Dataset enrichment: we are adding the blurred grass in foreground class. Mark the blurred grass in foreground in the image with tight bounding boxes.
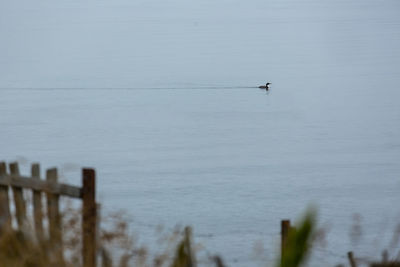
[278,209,316,267]
[0,206,398,267]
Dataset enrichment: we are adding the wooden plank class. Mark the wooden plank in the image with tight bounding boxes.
[0,175,82,199]
[32,163,44,241]
[82,168,96,267]
[46,168,64,261]
[9,162,27,231]
[0,162,11,232]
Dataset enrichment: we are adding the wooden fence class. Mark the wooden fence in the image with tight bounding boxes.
[0,161,96,267]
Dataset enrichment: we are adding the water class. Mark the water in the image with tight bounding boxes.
[1,0,400,266]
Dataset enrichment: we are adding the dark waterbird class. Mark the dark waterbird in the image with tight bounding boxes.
[259,83,271,90]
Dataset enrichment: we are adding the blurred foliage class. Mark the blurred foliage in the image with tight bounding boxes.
[1,205,399,267]
[278,209,316,267]
[170,227,195,267]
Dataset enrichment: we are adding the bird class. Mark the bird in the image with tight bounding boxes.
[259,83,271,90]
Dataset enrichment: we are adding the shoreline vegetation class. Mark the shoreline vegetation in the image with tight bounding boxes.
[1,206,399,267]
[0,162,399,267]
[0,205,317,267]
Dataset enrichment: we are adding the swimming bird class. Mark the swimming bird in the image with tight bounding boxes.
[259,83,271,90]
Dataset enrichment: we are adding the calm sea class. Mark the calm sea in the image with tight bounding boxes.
[1,0,400,265]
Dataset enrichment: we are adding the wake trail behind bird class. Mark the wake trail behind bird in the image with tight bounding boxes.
[0,86,257,91]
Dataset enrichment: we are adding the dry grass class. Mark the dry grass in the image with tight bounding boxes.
[1,204,400,267]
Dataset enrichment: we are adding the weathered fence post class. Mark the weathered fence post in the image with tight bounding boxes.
[32,163,44,241]
[9,162,27,230]
[46,168,64,261]
[82,168,96,267]
[0,162,11,232]
[348,251,357,267]
[281,219,291,263]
